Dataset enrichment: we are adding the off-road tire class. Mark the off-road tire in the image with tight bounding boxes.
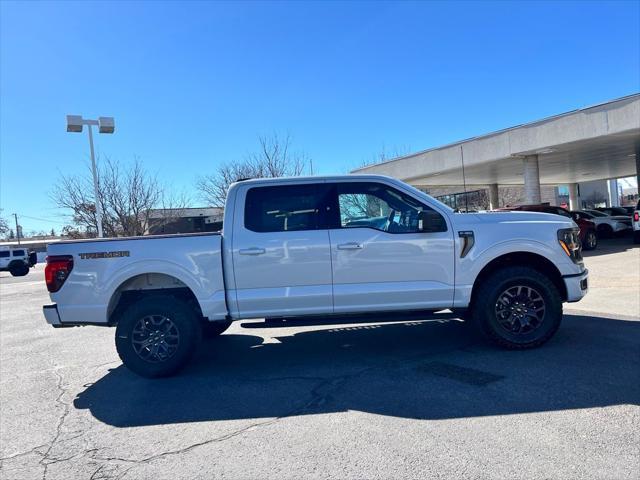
[470,266,563,349]
[634,231,640,244]
[201,319,232,338]
[9,263,29,277]
[115,296,201,378]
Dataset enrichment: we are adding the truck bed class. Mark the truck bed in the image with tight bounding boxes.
[46,232,227,326]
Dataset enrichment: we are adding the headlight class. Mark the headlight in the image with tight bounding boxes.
[557,228,583,265]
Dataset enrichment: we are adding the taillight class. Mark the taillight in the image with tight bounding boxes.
[45,255,74,293]
[634,212,639,222]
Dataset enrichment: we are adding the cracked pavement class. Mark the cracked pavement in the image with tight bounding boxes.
[1,239,639,480]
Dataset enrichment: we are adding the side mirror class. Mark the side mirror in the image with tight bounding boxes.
[419,209,447,233]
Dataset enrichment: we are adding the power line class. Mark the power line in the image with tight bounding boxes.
[17,214,69,225]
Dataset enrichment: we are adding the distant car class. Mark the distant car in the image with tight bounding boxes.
[619,206,636,216]
[498,204,597,250]
[595,206,632,217]
[0,247,31,276]
[632,200,640,244]
[582,209,632,237]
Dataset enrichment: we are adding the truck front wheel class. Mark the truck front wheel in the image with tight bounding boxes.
[471,266,562,349]
[115,296,202,378]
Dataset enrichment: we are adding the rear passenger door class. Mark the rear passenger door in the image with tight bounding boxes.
[231,182,334,318]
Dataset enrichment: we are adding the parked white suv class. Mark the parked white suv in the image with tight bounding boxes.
[43,175,588,377]
[0,247,32,276]
[582,209,631,237]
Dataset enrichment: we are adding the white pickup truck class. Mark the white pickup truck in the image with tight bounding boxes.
[43,175,588,377]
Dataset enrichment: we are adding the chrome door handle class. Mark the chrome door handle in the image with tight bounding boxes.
[239,247,266,255]
[337,242,363,250]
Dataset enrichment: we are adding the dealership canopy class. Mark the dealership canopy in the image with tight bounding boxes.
[353,94,640,205]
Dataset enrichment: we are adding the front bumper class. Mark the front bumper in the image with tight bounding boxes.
[563,269,589,302]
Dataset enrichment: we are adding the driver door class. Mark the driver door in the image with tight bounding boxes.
[327,181,455,313]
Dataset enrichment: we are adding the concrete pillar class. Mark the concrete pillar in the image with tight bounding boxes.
[568,183,580,211]
[488,183,499,210]
[523,155,541,204]
[608,179,620,207]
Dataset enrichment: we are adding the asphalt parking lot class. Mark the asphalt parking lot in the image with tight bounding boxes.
[1,238,638,480]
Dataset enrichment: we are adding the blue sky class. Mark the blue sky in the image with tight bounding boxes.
[1,0,639,233]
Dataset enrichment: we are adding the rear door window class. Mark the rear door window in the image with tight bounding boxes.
[244,184,329,232]
[12,250,25,256]
[0,251,9,258]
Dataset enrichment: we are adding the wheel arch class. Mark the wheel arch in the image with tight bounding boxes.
[470,252,567,308]
[107,272,203,325]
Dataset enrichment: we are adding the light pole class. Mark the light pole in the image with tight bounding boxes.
[12,213,20,245]
[66,115,115,238]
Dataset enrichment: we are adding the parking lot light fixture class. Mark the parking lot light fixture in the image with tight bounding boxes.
[65,115,115,238]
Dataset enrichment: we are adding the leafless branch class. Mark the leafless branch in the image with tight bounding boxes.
[196,133,310,206]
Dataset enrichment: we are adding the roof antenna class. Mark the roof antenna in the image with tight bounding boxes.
[460,145,469,212]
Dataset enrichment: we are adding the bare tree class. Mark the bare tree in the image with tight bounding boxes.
[51,157,186,237]
[348,144,411,173]
[0,210,9,237]
[196,133,309,206]
[584,190,608,209]
[498,186,524,207]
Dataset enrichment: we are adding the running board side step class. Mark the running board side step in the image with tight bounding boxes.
[240,310,460,329]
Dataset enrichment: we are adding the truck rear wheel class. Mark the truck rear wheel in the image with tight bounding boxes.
[471,266,562,349]
[115,296,201,378]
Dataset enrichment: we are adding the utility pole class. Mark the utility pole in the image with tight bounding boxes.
[13,213,20,245]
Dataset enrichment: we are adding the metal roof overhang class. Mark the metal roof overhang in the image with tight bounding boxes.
[353,94,640,186]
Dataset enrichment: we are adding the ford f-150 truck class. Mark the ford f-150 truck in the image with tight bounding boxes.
[43,175,588,377]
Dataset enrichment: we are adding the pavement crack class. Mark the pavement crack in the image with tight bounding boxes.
[0,443,47,461]
[38,367,71,480]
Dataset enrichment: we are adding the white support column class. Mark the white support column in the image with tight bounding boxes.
[488,183,499,210]
[523,155,541,204]
[608,179,620,207]
[568,183,580,211]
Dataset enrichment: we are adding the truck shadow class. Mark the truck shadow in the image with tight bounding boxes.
[74,314,640,427]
